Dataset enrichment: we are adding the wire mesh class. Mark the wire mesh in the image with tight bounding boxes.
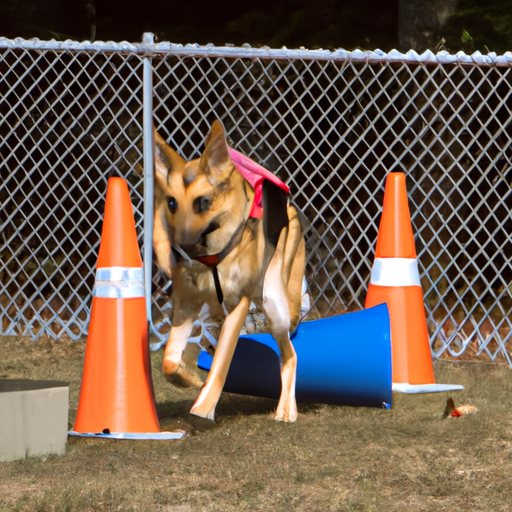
[0,46,145,338]
[0,37,511,364]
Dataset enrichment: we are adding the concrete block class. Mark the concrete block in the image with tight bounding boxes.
[0,379,69,462]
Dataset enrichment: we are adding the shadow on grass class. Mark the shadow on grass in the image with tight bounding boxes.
[156,393,324,432]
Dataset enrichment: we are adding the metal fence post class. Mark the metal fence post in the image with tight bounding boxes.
[141,33,159,344]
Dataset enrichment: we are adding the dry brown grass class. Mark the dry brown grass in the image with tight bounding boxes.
[2,336,512,511]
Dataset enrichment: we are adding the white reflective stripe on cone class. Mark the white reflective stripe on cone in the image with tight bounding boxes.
[93,266,145,299]
[392,382,465,393]
[370,258,421,287]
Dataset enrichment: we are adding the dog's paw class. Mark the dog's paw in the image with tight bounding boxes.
[189,407,216,423]
[271,405,298,423]
[164,371,204,388]
[162,359,204,388]
[185,411,218,432]
[271,393,298,422]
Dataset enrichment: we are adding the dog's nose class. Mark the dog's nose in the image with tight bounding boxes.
[176,231,202,250]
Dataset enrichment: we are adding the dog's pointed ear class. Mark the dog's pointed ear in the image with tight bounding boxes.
[154,129,186,190]
[200,120,233,186]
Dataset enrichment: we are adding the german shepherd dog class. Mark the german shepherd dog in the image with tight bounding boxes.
[153,120,306,422]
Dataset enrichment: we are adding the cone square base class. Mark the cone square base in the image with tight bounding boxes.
[68,431,186,440]
[392,382,464,394]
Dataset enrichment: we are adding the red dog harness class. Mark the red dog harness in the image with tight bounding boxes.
[227,147,290,218]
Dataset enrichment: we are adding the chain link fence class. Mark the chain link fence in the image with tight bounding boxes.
[1,35,511,364]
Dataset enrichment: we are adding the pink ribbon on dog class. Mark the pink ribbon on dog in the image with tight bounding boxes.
[227,147,290,219]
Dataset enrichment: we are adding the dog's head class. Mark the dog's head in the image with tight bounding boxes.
[153,120,254,276]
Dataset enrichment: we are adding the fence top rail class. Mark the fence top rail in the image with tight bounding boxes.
[1,33,512,67]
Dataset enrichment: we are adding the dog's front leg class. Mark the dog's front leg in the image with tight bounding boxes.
[162,293,204,388]
[190,295,251,421]
[162,317,204,388]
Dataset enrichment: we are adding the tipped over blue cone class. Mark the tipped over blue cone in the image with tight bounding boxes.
[198,304,392,409]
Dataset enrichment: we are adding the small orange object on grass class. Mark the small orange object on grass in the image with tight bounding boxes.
[443,397,478,418]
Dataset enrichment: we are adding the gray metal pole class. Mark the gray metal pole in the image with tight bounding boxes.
[142,35,155,337]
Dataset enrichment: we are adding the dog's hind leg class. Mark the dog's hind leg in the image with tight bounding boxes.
[190,295,251,421]
[263,228,298,423]
[282,206,306,333]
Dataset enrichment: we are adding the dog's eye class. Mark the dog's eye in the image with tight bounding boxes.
[168,197,178,214]
[194,196,212,214]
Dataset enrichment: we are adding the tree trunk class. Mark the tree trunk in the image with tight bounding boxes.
[399,0,458,53]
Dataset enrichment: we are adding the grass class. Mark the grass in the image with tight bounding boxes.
[1,336,512,511]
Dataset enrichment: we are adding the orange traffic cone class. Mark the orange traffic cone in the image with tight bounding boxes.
[365,172,463,394]
[71,177,183,439]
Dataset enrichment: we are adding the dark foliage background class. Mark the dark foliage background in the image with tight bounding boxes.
[0,0,511,54]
